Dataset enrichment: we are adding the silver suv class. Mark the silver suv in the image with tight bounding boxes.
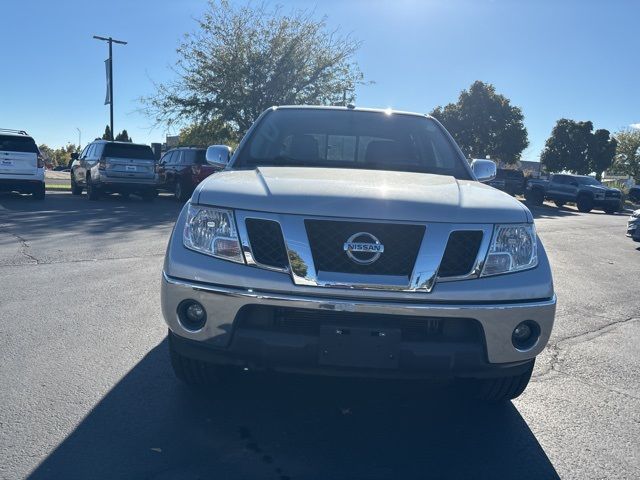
[70,140,157,200]
[161,106,556,402]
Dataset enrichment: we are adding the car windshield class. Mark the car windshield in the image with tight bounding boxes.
[0,135,38,153]
[575,176,600,186]
[103,143,155,160]
[235,109,471,178]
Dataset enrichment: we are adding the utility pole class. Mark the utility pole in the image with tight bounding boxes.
[93,35,127,141]
[76,128,81,149]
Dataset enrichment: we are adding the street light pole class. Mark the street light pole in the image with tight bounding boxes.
[92,35,127,141]
[76,128,81,149]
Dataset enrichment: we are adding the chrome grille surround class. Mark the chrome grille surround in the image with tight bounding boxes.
[234,209,495,292]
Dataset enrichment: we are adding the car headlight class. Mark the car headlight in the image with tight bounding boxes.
[183,204,244,263]
[481,224,538,276]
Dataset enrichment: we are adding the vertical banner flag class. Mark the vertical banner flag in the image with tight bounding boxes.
[104,58,112,105]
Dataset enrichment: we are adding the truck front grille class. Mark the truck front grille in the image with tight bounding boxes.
[304,220,425,277]
[245,219,289,269]
[438,231,484,278]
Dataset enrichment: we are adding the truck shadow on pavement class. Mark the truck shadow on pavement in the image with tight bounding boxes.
[29,339,559,480]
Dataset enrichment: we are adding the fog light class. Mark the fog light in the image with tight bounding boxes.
[512,320,540,350]
[178,300,207,331]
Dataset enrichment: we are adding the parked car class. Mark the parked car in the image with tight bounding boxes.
[627,210,640,242]
[628,186,640,204]
[526,173,622,213]
[161,106,556,403]
[0,129,45,199]
[157,147,223,201]
[70,140,157,200]
[487,168,525,196]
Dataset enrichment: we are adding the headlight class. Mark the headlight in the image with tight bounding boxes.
[481,224,538,276]
[183,204,244,263]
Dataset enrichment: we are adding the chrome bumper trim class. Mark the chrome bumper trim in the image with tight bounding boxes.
[162,271,557,364]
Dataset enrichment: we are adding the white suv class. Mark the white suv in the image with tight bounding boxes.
[0,129,45,199]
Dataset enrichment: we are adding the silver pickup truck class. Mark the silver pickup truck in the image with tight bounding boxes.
[161,106,556,402]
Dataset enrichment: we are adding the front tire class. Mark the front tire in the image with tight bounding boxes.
[527,188,544,206]
[174,181,188,201]
[71,175,82,195]
[465,360,535,403]
[576,194,593,213]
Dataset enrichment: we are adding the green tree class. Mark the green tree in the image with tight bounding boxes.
[178,120,235,147]
[102,125,112,141]
[541,120,617,178]
[612,128,640,182]
[589,129,617,180]
[144,0,366,142]
[38,143,79,167]
[430,81,528,164]
[115,129,132,142]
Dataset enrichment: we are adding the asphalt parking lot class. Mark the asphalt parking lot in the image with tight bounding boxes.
[0,191,638,480]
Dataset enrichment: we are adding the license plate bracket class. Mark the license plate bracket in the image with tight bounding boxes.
[318,325,400,369]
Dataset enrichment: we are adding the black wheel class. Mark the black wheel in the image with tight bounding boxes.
[168,331,229,386]
[604,207,616,215]
[141,189,156,202]
[71,175,82,195]
[465,360,535,403]
[86,176,100,201]
[554,200,565,208]
[576,194,593,213]
[527,188,544,206]
[174,181,188,201]
[32,183,45,200]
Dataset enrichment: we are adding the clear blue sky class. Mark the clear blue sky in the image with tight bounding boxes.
[1,0,638,162]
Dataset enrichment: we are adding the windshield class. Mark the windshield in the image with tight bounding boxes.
[235,109,471,178]
[103,143,154,160]
[575,176,600,186]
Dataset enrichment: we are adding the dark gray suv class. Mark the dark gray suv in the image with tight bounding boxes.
[70,140,158,200]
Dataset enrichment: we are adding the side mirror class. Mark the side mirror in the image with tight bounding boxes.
[206,145,232,169]
[71,152,79,160]
[470,159,497,183]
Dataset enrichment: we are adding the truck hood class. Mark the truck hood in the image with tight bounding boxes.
[195,167,531,224]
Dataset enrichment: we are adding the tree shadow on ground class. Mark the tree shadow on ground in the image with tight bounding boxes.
[29,339,559,480]
[0,192,183,239]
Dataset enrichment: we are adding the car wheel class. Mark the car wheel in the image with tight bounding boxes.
[86,176,100,201]
[604,207,616,215]
[554,200,565,208]
[576,194,593,213]
[32,183,45,200]
[168,331,229,386]
[71,175,82,195]
[465,360,535,403]
[174,181,188,201]
[141,189,156,202]
[527,188,544,206]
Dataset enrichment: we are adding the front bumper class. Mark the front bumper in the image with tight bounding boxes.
[162,272,556,371]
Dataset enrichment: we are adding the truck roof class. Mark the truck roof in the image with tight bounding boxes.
[273,105,431,119]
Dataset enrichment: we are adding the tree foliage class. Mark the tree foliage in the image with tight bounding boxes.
[144,0,365,142]
[38,143,79,167]
[540,119,616,179]
[430,81,528,164]
[101,125,112,141]
[115,129,132,142]
[178,120,235,148]
[612,128,640,182]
